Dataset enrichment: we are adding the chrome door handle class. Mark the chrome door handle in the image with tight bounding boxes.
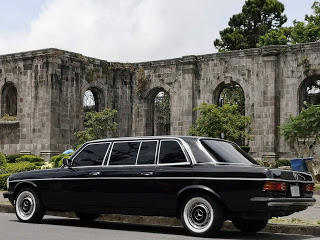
[89,172,100,176]
[141,172,153,176]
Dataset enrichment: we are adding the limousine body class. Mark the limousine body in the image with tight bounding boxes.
[3,136,316,236]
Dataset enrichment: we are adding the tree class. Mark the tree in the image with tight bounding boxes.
[258,27,292,46]
[259,1,320,46]
[279,104,320,157]
[214,0,287,51]
[74,108,118,149]
[189,103,251,142]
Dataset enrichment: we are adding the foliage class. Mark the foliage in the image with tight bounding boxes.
[40,162,53,170]
[258,27,292,46]
[154,91,170,125]
[279,103,320,157]
[74,108,118,149]
[15,155,44,166]
[214,0,287,51]
[259,1,320,46]
[50,153,73,168]
[5,162,37,173]
[1,114,17,121]
[0,174,10,190]
[219,84,245,115]
[189,103,252,142]
[6,154,23,163]
[0,152,7,170]
[275,159,291,167]
[240,146,251,153]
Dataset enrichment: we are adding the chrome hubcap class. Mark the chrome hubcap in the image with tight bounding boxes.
[188,203,211,229]
[16,191,36,220]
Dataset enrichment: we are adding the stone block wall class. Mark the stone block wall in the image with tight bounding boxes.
[1,43,320,159]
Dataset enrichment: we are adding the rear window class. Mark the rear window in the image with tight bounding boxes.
[200,140,258,165]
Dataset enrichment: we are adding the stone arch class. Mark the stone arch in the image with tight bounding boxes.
[298,74,320,111]
[83,87,105,112]
[1,82,18,117]
[145,87,171,136]
[212,80,246,115]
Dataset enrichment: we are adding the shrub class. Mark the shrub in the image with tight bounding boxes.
[6,162,37,173]
[0,174,10,190]
[40,162,53,169]
[50,153,72,168]
[0,152,7,170]
[276,159,291,168]
[16,155,44,166]
[240,146,250,153]
[6,154,23,163]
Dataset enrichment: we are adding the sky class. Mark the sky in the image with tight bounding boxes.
[0,0,316,62]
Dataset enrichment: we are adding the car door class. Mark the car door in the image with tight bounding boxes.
[153,139,194,212]
[51,142,110,210]
[99,140,158,209]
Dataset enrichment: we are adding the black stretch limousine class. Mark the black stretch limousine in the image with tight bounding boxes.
[4,136,316,236]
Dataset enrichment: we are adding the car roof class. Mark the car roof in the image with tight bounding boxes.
[86,136,232,144]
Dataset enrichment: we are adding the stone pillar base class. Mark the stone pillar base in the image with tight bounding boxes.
[261,153,279,162]
[19,150,32,155]
[40,150,61,162]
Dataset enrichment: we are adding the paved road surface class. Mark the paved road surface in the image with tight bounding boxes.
[0,213,318,240]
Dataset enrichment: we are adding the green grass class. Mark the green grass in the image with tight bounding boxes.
[314,184,320,191]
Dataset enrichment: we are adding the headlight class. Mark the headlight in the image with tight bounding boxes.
[6,177,9,190]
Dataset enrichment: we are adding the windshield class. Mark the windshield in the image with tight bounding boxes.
[200,139,259,165]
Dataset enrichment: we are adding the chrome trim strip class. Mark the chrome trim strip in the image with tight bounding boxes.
[267,202,315,207]
[10,176,314,183]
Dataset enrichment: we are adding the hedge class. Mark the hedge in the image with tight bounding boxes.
[0,174,10,190]
[6,154,23,163]
[6,162,37,173]
[240,146,250,153]
[276,159,291,168]
[16,155,44,166]
[0,152,7,170]
[50,153,72,168]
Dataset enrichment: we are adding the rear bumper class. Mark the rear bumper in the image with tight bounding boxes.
[3,192,14,205]
[251,197,316,207]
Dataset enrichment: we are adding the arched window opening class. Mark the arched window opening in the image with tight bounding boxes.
[153,90,170,135]
[1,83,17,117]
[304,79,320,106]
[218,83,245,115]
[83,89,102,112]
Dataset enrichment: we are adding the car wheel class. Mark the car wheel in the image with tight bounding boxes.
[15,187,45,223]
[232,219,268,233]
[181,194,224,237]
[75,212,100,223]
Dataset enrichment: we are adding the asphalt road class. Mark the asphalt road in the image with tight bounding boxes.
[0,213,318,240]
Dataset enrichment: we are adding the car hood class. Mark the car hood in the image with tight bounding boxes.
[9,168,59,181]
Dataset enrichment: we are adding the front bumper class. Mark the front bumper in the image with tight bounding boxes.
[3,192,14,205]
[251,197,316,207]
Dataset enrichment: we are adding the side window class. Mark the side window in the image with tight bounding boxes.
[158,140,188,164]
[72,143,110,167]
[137,141,157,165]
[109,142,140,165]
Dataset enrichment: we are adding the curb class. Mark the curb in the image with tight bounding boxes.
[1,203,320,236]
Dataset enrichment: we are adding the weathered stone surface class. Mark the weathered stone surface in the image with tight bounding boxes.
[1,43,320,159]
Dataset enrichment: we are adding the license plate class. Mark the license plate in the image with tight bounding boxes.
[290,185,300,197]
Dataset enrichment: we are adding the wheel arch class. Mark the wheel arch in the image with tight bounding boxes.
[176,185,226,218]
[13,181,39,202]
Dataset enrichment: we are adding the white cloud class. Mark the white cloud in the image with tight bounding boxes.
[0,0,246,62]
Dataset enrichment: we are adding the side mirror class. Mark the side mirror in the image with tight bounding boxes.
[63,158,72,168]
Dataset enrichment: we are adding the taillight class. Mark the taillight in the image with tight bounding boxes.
[263,181,288,191]
[305,184,314,192]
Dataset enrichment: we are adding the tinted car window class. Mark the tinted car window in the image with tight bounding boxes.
[72,143,110,167]
[159,140,188,164]
[137,141,157,165]
[201,140,259,165]
[109,142,140,165]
